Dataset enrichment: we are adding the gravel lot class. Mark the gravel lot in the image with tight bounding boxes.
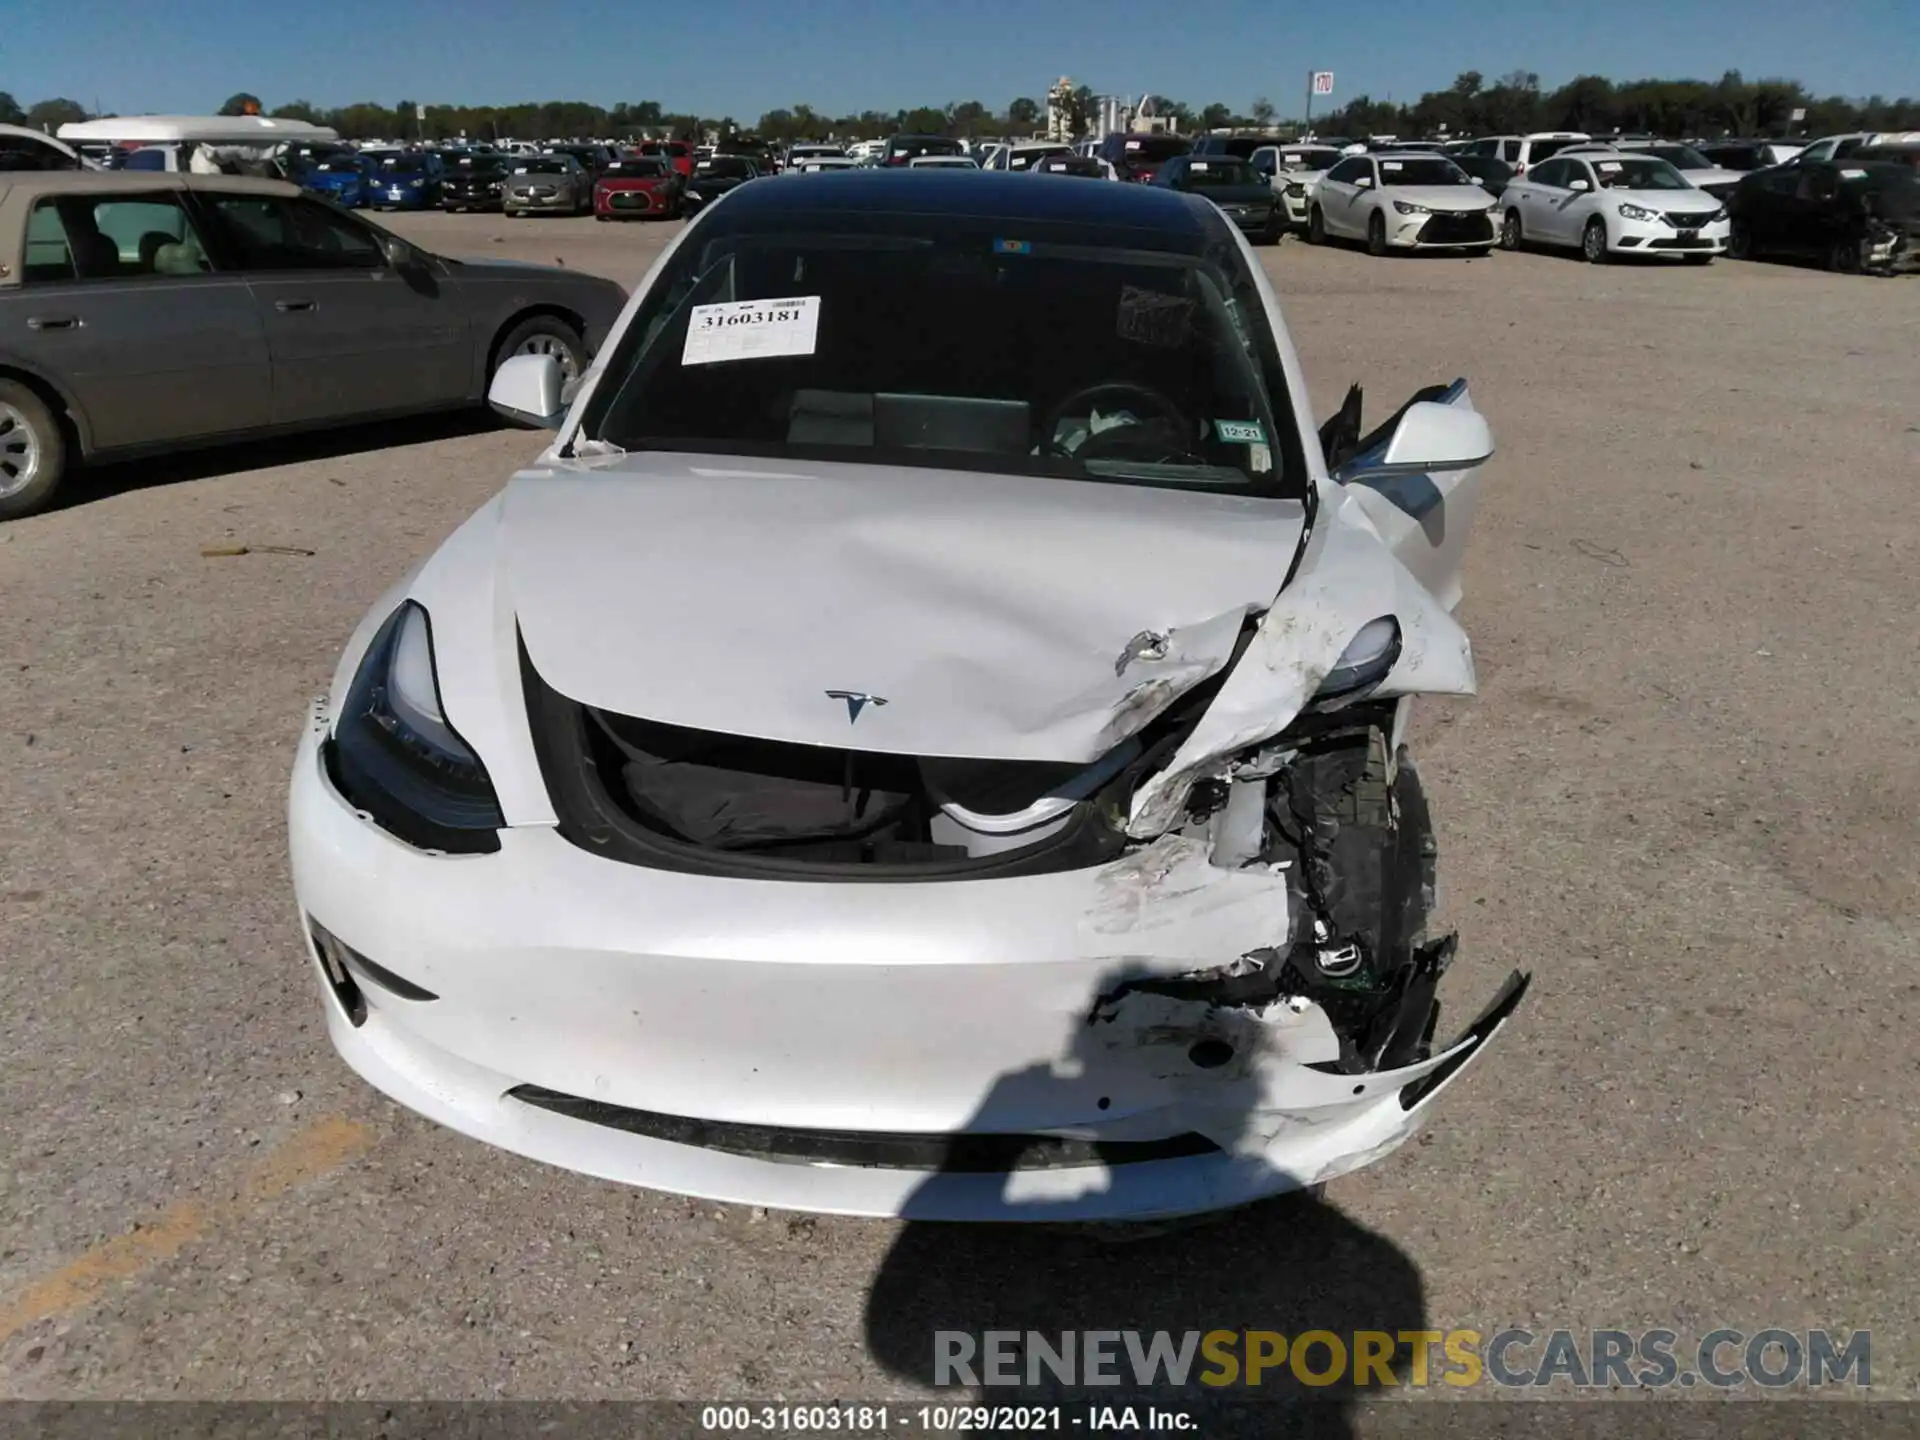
[2,207,1916,1410]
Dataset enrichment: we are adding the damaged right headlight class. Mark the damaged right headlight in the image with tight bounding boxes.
[1315,616,1401,703]
[327,601,504,854]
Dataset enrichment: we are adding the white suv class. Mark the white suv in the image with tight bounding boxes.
[1455,131,1590,178]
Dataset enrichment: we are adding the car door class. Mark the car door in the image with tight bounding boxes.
[8,188,271,453]
[1320,157,1371,235]
[193,189,472,427]
[1544,158,1594,243]
[1250,146,1282,196]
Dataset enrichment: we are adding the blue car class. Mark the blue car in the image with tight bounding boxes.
[367,150,448,210]
[300,154,373,208]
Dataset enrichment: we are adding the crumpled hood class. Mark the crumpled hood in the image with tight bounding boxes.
[504,454,1306,762]
[1384,185,1494,212]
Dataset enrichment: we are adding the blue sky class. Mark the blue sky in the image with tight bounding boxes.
[9,0,1917,119]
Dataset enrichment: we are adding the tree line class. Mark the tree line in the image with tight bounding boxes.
[5,70,1915,146]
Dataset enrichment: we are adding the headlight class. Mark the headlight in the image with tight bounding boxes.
[1703,206,1727,223]
[1285,181,1306,196]
[1392,200,1430,215]
[487,181,502,192]
[408,177,424,188]
[1315,617,1402,703]
[326,602,503,853]
[1617,202,1657,222]
[686,189,703,201]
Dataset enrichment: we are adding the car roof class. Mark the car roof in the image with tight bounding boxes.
[709,169,1216,246]
[0,171,298,203]
[1368,151,1451,162]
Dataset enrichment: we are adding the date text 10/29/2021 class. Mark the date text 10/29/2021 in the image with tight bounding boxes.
[701,1405,1194,1433]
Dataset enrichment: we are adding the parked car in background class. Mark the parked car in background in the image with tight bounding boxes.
[1694,139,1805,172]
[440,153,511,212]
[982,142,1074,173]
[782,143,847,172]
[298,153,372,207]
[1792,132,1920,165]
[1450,153,1516,199]
[543,143,614,178]
[504,155,593,216]
[636,140,696,179]
[882,134,965,166]
[368,150,447,211]
[682,153,761,213]
[1565,141,1745,200]
[594,155,685,219]
[0,171,625,519]
[0,125,90,173]
[1309,152,1497,255]
[1498,152,1727,264]
[788,156,861,174]
[1453,131,1590,177]
[1189,134,1270,161]
[1095,133,1193,183]
[1151,153,1282,243]
[1727,157,1919,273]
[1029,154,1117,179]
[1251,144,1343,230]
[909,155,980,169]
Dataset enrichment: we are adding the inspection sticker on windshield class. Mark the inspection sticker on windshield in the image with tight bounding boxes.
[1598,160,1623,172]
[683,296,820,366]
[1214,418,1266,444]
[1382,161,1404,171]
[1191,160,1210,171]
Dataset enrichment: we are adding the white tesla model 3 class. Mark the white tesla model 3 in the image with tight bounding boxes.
[288,171,1528,1222]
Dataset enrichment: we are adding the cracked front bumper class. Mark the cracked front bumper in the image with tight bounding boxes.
[288,715,1524,1220]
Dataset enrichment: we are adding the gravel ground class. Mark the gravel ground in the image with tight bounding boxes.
[1,208,1916,1412]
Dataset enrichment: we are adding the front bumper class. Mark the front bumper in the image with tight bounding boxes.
[1281,189,1312,226]
[288,706,1523,1221]
[1216,202,1279,235]
[373,184,434,209]
[1611,215,1730,255]
[1389,210,1496,249]
[595,186,672,217]
[504,190,577,210]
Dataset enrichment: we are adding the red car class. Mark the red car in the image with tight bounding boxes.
[636,140,695,179]
[594,156,685,221]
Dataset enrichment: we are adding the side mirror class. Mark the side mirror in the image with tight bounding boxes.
[1355,176,1373,188]
[1568,178,1591,192]
[381,235,419,269]
[1367,401,1494,474]
[487,352,566,429]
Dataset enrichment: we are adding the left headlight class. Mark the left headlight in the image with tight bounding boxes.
[408,177,425,188]
[1617,202,1658,222]
[1703,206,1728,223]
[326,601,504,853]
[1393,200,1431,215]
[1314,617,1402,704]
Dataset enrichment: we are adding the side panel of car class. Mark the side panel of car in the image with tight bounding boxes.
[7,187,273,452]
[1317,157,1375,237]
[191,192,474,424]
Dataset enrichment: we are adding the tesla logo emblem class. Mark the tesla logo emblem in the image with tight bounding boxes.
[825,690,888,723]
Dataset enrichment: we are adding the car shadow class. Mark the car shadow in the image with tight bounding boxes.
[68,409,504,510]
[862,965,1430,1437]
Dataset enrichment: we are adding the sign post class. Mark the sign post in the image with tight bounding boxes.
[1305,71,1334,136]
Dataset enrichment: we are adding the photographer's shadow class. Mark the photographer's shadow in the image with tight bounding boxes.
[861,970,1430,1438]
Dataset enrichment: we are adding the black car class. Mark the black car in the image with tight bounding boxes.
[1451,153,1516,199]
[1095,132,1192,183]
[683,154,761,213]
[1151,153,1281,243]
[544,143,614,177]
[881,134,965,166]
[441,155,512,212]
[1031,155,1111,179]
[1727,158,1919,273]
[1189,134,1268,161]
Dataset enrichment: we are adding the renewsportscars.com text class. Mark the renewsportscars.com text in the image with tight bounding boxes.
[934,1328,1870,1390]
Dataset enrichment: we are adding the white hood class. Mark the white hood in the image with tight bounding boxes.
[503,454,1305,762]
[1612,187,1724,215]
[1380,184,1494,212]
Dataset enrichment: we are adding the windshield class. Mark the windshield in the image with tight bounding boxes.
[314,158,365,174]
[378,155,428,171]
[890,137,963,159]
[1377,158,1473,185]
[578,215,1305,498]
[697,157,755,178]
[1182,159,1259,187]
[1648,145,1712,170]
[1591,157,1691,190]
[1117,137,1191,164]
[607,159,669,176]
[1281,149,1341,171]
[515,159,572,174]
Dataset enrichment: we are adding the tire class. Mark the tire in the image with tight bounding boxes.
[1307,205,1327,246]
[1366,211,1388,257]
[492,314,587,387]
[1500,208,1523,251]
[1727,218,1753,260]
[1827,236,1862,274]
[1582,216,1610,264]
[0,380,68,522]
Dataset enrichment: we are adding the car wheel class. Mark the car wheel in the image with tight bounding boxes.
[1582,217,1610,264]
[1827,236,1862,274]
[1366,211,1388,257]
[1500,209,1523,251]
[0,381,68,522]
[1727,218,1753,260]
[494,314,587,387]
[1307,206,1326,246]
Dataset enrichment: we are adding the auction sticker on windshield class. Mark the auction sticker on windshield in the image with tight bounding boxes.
[683,296,821,366]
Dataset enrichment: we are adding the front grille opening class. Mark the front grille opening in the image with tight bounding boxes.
[508,1085,1221,1172]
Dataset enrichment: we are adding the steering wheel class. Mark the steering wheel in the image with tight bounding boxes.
[1041,381,1195,462]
